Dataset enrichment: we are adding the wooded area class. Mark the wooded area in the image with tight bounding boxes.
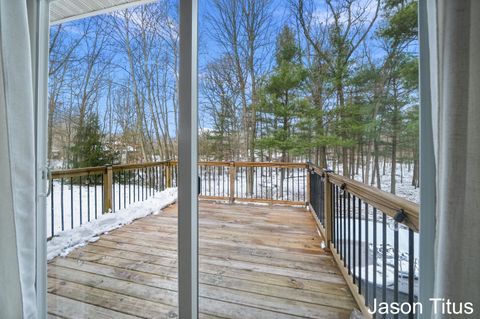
[48,0,418,195]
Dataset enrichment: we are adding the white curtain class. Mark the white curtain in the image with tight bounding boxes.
[429,0,480,312]
[0,1,38,318]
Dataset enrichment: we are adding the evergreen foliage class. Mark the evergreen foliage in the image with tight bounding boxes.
[256,26,308,161]
[70,113,118,168]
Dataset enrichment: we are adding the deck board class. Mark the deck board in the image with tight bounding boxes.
[48,201,356,318]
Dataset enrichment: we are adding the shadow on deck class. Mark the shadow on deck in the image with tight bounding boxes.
[47,201,357,319]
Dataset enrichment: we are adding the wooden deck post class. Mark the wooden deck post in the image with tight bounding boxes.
[323,170,333,245]
[103,165,113,213]
[229,161,235,203]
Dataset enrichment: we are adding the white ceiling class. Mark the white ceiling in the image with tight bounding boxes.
[49,0,155,25]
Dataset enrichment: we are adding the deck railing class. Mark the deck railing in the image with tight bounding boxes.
[197,161,307,205]
[48,160,419,318]
[48,160,307,239]
[307,164,419,319]
[48,161,177,238]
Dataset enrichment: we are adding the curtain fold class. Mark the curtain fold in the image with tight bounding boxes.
[0,1,37,318]
[431,0,480,312]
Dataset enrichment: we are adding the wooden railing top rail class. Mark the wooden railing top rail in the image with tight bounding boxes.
[308,163,419,232]
[174,160,307,168]
[51,161,173,178]
[51,160,308,178]
[51,160,418,231]
[51,166,106,178]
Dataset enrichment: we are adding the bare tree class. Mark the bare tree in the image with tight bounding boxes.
[293,0,380,176]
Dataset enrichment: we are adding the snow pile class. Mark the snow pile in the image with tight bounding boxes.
[47,187,177,260]
[47,181,156,236]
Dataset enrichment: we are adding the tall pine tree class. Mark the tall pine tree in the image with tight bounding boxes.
[256,26,308,162]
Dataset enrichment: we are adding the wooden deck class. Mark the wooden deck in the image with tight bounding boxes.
[47,201,357,319]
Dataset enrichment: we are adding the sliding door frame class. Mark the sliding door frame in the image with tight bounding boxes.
[178,0,199,318]
[31,0,50,318]
[418,1,436,318]
[34,1,200,318]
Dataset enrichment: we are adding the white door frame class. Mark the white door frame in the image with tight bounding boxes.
[31,0,50,318]
[33,0,200,318]
[418,0,435,318]
[34,2,438,319]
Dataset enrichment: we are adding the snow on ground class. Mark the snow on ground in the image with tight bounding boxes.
[331,162,420,294]
[47,188,177,260]
[200,166,306,201]
[47,181,159,237]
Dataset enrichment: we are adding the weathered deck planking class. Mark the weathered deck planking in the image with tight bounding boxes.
[48,201,357,319]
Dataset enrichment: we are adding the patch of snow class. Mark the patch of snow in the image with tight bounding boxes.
[47,188,177,260]
[47,181,159,236]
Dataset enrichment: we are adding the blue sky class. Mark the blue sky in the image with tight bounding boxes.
[50,0,408,136]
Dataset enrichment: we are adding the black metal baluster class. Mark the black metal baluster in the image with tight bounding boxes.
[348,192,351,275]
[382,213,387,307]
[303,169,306,202]
[353,195,356,282]
[286,168,289,201]
[408,229,415,319]
[87,175,90,222]
[394,221,399,319]
[61,178,64,231]
[142,168,145,201]
[296,168,299,201]
[255,167,258,198]
[160,166,163,190]
[358,197,362,295]
[373,207,377,311]
[128,170,132,204]
[334,184,338,248]
[365,203,369,307]
[343,188,347,264]
[124,170,126,208]
[133,170,136,203]
[137,169,139,202]
[335,186,339,249]
[70,177,73,229]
